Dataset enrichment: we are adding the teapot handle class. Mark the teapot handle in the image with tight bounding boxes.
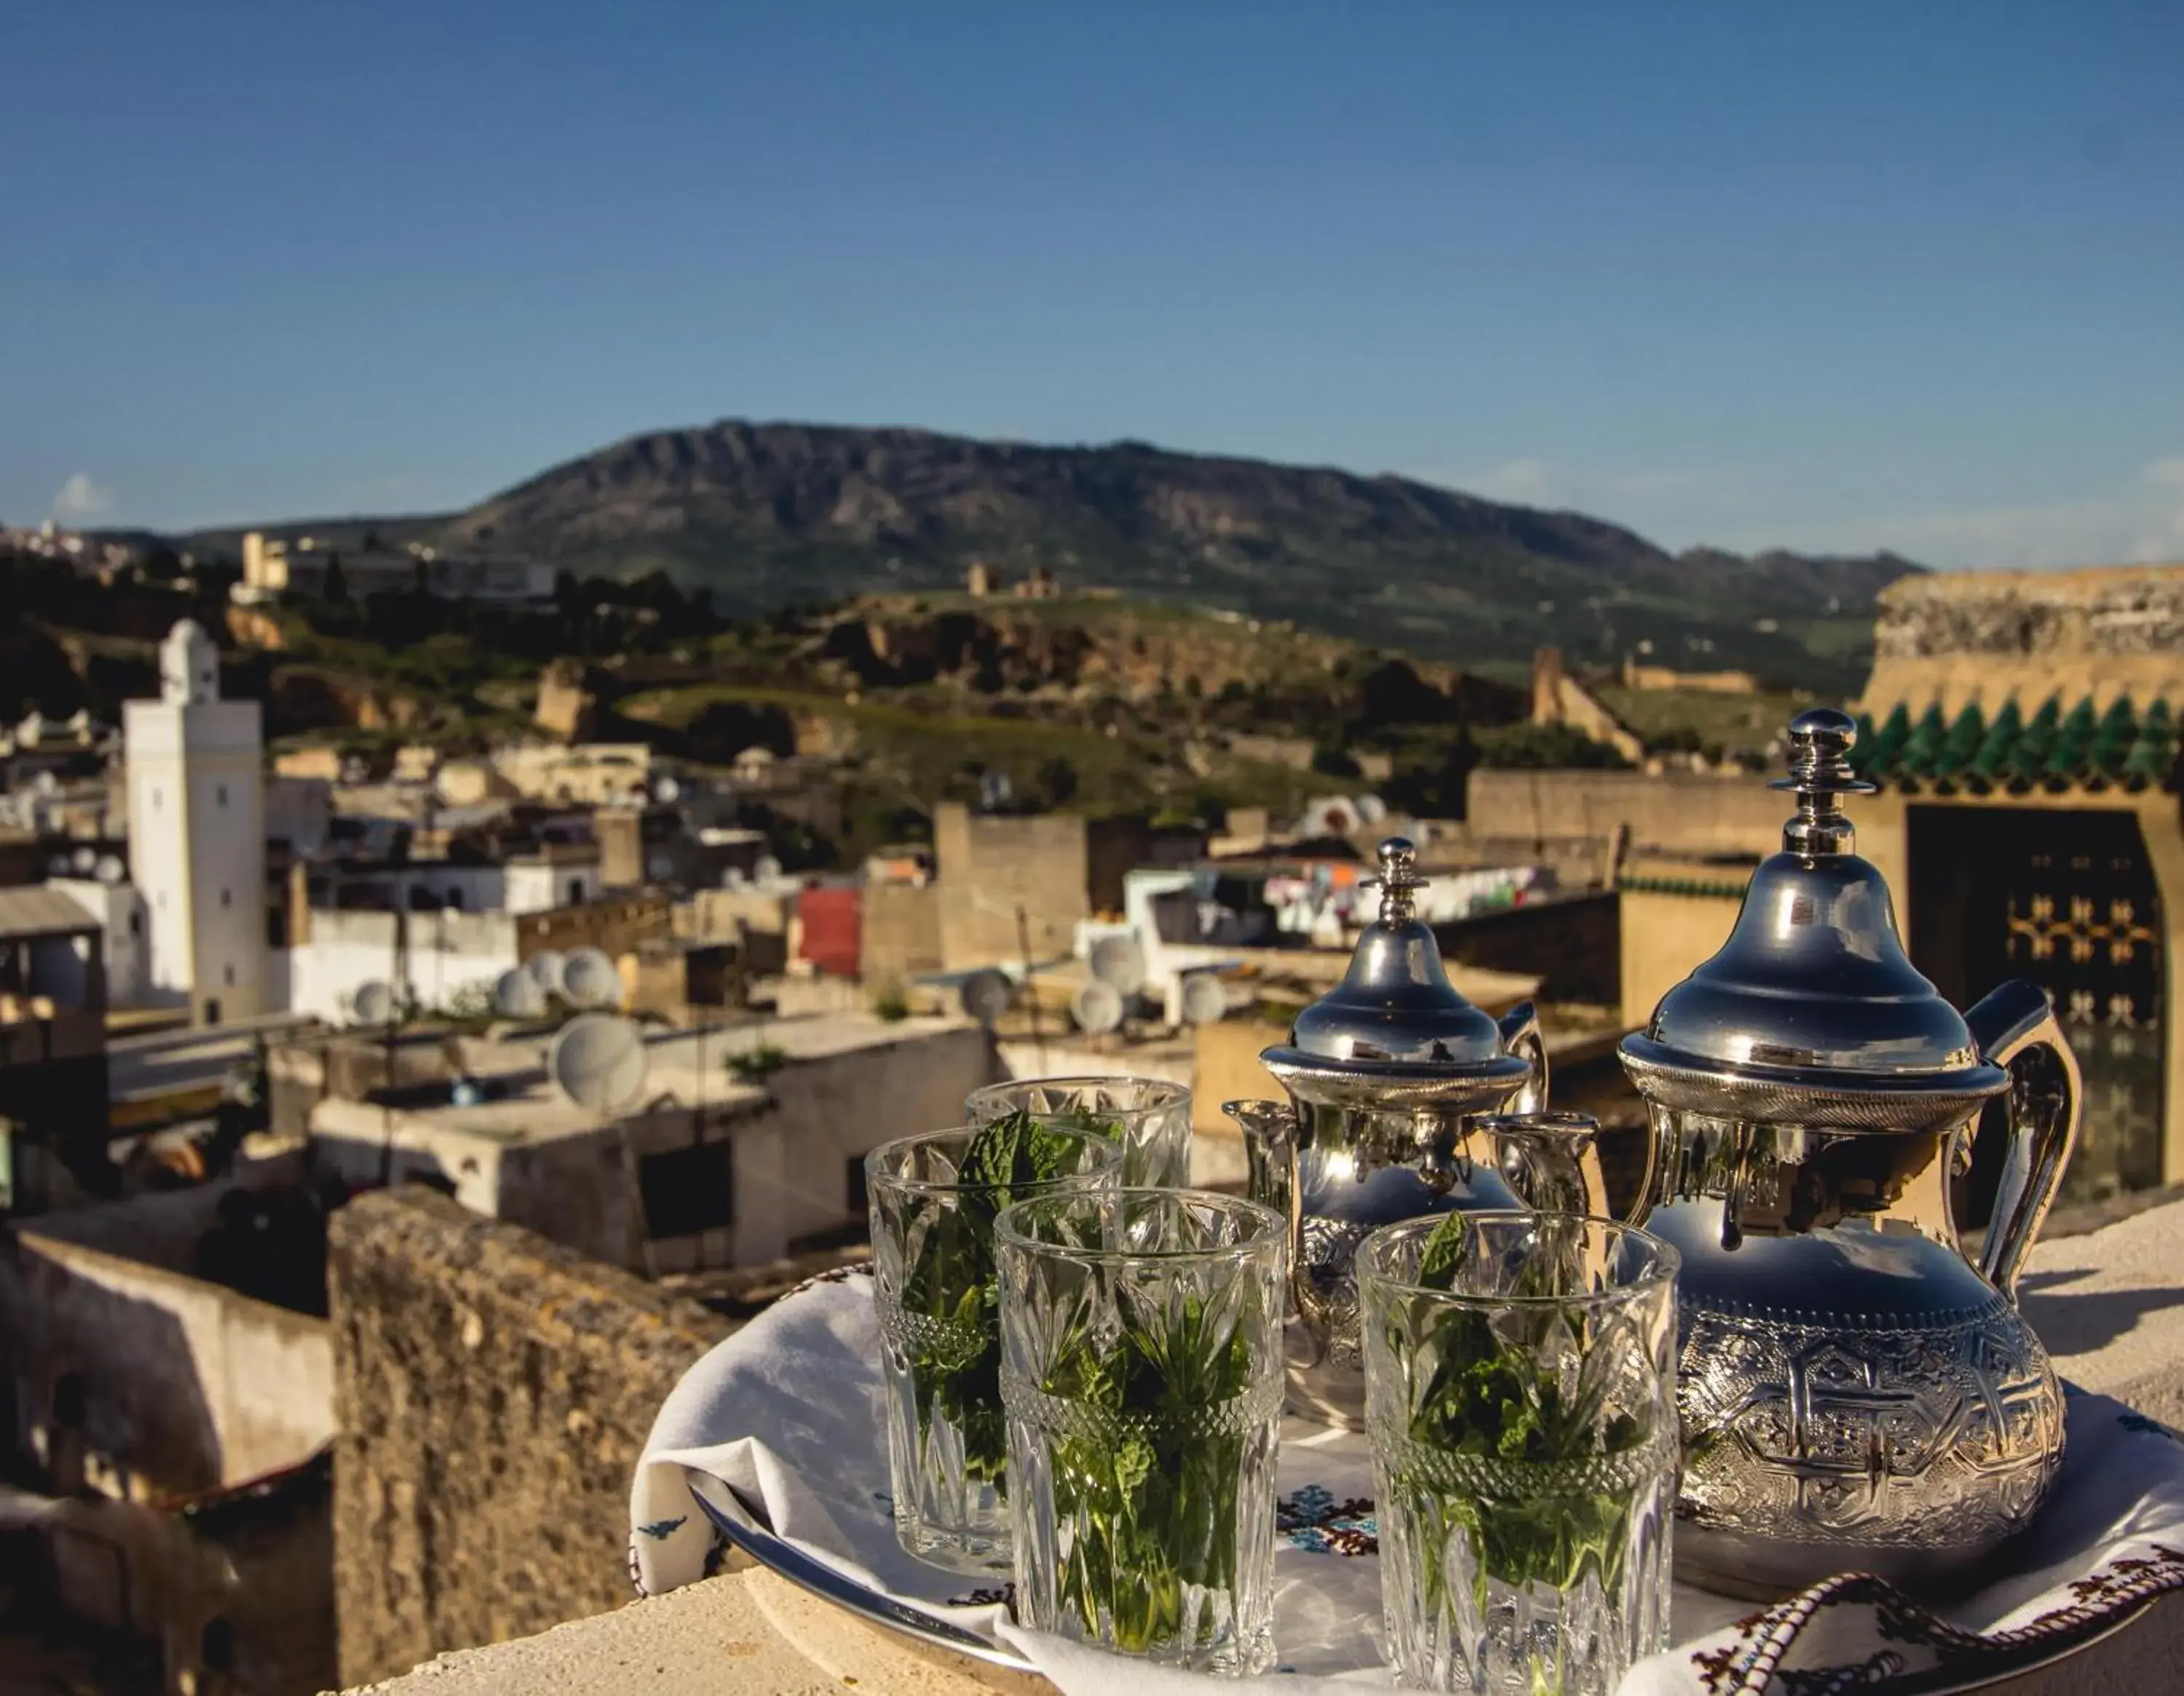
[1495,1000,1550,1117]
[1964,979,2082,1302]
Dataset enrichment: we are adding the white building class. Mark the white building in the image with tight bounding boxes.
[123,622,269,1025]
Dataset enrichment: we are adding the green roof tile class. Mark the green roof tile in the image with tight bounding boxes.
[1969,699,2023,781]
[1932,704,1985,780]
[1874,694,2172,793]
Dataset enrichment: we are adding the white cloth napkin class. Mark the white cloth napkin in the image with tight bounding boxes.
[632,1267,2184,1695]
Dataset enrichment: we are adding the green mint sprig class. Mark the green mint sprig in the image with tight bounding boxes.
[898,1110,1080,1492]
[1390,1210,1654,1621]
[1037,1288,1258,1653]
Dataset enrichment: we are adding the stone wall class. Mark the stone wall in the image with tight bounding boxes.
[0,1230,334,1501]
[1466,767,1789,860]
[325,1187,732,1687]
[1862,562,2184,719]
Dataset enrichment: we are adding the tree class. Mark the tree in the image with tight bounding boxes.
[323,552,349,603]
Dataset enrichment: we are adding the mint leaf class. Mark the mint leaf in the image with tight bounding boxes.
[1416,1209,1469,1291]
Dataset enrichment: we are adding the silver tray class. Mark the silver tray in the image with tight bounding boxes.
[689,1475,1042,1676]
[689,1473,2161,1694]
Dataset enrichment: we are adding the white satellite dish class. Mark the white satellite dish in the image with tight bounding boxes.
[721,866,747,889]
[1088,935,1147,997]
[351,978,396,1027]
[755,855,783,882]
[548,1013,649,1116]
[95,855,124,885]
[959,969,1012,1028]
[34,771,60,797]
[561,946,622,1009]
[526,950,566,996]
[1072,980,1125,1036]
[1356,794,1389,825]
[654,775,681,804]
[70,846,96,873]
[493,967,547,1020]
[1179,972,1229,1026]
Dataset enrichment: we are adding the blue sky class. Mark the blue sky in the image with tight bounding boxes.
[4,1,2180,568]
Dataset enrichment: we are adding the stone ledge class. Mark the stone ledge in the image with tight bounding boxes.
[333,1566,1018,1695]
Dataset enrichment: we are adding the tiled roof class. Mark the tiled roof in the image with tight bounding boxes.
[1853,696,2180,792]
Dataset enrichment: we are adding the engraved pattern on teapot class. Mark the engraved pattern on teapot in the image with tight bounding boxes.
[1677,1293,2065,1553]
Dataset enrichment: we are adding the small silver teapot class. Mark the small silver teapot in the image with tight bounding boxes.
[1621,708,2080,1598]
[1238,837,1604,1429]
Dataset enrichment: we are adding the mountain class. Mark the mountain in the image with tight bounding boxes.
[193,421,1926,691]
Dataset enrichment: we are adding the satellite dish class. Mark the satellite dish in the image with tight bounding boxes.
[1088,935,1147,997]
[47,856,70,876]
[755,855,783,882]
[1180,973,1229,1026]
[958,969,1012,1028]
[654,775,681,803]
[1072,979,1124,1036]
[526,950,566,996]
[493,967,546,1020]
[646,853,676,881]
[71,846,96,873]
[548,1013,649,1116]
[561,946,622,1009]
[1356,795,1389,825]
[351,979,396,1027]
[722,866,747,889]
[34,772,60,797]
[95,855,124,884]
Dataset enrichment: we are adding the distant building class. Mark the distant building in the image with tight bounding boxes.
[237,531,553,604]
[124,621,269,1025]
[1619,658,1759,694]
[298,1012,992,1270]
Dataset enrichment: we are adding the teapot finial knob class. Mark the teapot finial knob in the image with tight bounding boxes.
[1371,836,1426,923]
[1772,707,1876,857]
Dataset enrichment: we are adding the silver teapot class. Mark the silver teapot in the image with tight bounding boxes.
[1621,708,2080,1598]
[1237,838,1604,1430]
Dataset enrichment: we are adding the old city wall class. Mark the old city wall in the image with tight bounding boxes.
[325,1187,732,1687]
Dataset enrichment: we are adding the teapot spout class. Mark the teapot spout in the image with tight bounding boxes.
[1222,1098,1297,1224]
[1473,1108,1654,1226]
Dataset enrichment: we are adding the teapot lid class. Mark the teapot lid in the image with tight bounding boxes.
[1620,708,2008,1118]
[1287,837,1509,1065]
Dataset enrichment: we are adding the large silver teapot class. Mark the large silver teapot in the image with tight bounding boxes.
[1238,838,1599,1430]
[1621,708,2080,1598]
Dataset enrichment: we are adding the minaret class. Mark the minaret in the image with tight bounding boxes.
[124,620,269,1024]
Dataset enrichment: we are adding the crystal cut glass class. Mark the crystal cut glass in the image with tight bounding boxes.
[967,1074,1193,1189]
[994,1188,1286,1674]
[1360,1211,1680,1695]
[866,1124,1121,1573]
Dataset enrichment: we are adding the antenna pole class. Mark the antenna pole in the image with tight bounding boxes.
[1016,902,1043,1064]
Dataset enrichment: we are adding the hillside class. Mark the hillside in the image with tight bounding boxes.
[184,421,1923,692]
